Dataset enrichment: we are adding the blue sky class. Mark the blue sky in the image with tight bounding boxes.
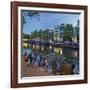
[22,11,80,34]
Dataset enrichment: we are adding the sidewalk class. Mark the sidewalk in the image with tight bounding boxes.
[21,58,50,77]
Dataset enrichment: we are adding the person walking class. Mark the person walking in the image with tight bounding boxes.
[27,53,32,67]
[32,53,37,65]
[23,51,27,62]
[45,59,49,70]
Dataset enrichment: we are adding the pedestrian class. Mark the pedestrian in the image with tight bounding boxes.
[32,53,37,65]
[27,53,32,67]
[38,54,42,66]
[56,61,61,73]
[72,64,79,74]
[30,53,33,67]
[23,51,27,62]
[45,59,49,70]
[51,59,57,75]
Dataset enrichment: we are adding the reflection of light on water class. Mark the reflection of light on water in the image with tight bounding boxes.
[72,51,78,58]
[74,51,78,57]
[54,47,63,55]
[23,43,28,48]
[49,45,52,50]
[36,45,40,50]
[60,48,62,55]
[32,44,63,55]
[33,45,35,49]
[41,46,44,51]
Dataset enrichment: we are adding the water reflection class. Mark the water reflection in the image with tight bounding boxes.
[72,50,78,58]
[30,44,79,59]
[54,47,62,55]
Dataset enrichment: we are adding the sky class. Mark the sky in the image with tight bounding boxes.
[22,11,80,34]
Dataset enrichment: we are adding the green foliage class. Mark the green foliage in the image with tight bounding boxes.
[27,29,50,41]
[43,29,49,41]
[21,10,40,33]
[38,29,43,40]
[22,33,30,39]
[21,10,40,25]
[75,26,79,42]
[22,20,80,43]
[63,24,73,41]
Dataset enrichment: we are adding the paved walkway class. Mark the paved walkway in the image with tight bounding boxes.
[21,56,72,77]
[21,59,50,77]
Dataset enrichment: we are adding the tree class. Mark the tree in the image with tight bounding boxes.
[21,10,40,25]
[76,20,79,43]
[38,29,43,40]
[63,24,73,42]
[21,11,40,40]
[22,33,30,39]
[43,29,49,41]
[33,30,38,40]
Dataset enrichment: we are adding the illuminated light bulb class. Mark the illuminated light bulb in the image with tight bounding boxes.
[74,51,78,57]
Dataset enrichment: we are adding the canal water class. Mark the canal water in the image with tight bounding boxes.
[22,44,79,75]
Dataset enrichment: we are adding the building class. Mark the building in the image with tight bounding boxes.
[72,20,79,43]
[53,24,65,42]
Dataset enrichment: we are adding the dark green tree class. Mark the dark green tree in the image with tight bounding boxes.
[43,29,49,41]
[22,33,30,39]
[38,29,43,40]
[63,24,73,42]
[76,20,79,43]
